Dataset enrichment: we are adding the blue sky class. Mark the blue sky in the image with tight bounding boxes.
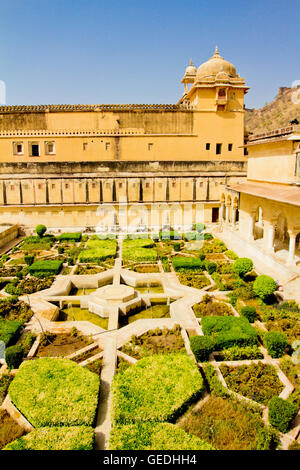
[1,0,300,108]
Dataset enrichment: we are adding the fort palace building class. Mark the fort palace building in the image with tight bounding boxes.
[0,47,249,232]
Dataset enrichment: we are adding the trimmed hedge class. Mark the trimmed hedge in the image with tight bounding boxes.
[5,345,23,369]
[159,230,181,240]
[268,397,298,433]
[35,224,47,237]
[8,358,100,427]
[58,232,82,242]
[264,331,288,358]
[110,422,214,450]
[112,353,204,425]
[4,426,94,450]
[190,336,214,362]
[233,258,254,277]
[240,306,257,323]
[194,223,205,233]
[79,239,117,263]
[172,256,203,271]
[29,260,63,275]
[253,275,277,300]
[122,239,157,262]
[201,316,258,350]
[0,320,22,346]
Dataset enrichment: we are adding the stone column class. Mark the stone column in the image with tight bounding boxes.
[248,215,254,240]
[287,232,296,266]
[225,205,230,223]
[266,223,275,254]
[220,203,225,222]
[231,208,237,227]
[258,207,263,226]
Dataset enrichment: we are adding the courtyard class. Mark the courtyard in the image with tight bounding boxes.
[0,224,299,451]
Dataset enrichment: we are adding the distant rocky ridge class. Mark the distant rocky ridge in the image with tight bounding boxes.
[245,86,300,135]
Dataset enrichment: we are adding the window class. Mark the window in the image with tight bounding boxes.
[172,182,176,188]
[199,182,203,187]
[216,143,222,155]
[228,143,233,151]
[29,142,40,157]
[83,143,88,151]
[230,92,235,100]
[23,184,28,190]
[218,88,226,98]
[13,142,24,155]
[38,184,42,190]
[51,184,55,189]
[145,182,150,188]
[206,143,210,150]
[11,185,14,191]
[65,184,69,189]
[119,182,123,188]
[45,141,55,155]
[148,143,153,151]
[92,183,96,189]
[105,143,110,150]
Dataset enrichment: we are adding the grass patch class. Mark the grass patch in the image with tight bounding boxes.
[120,325,184,359]
[0,409,24,450]
[9,358,100,427]
[4,426,94,450]
[220,362,284,405]
[112,353,204,424]
[179,395,278,450]
[110,422,214,450]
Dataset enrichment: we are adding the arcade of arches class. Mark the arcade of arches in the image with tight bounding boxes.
[222,191,300,267]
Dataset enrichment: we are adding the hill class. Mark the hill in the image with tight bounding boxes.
[245,86,300,135]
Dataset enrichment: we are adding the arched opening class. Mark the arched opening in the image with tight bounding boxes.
[254,206,264,241]
[274,213,289,252]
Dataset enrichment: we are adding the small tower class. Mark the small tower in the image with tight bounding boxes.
[181,59,197,95]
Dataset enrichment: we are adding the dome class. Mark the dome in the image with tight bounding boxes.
[196,46,237,80]
[185,59,197,76]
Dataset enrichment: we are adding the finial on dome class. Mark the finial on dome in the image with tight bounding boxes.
[214,45,220,57]
[189,59,194,66]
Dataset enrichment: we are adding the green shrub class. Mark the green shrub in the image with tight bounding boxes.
[79,238,117,263]
[173,242,181,252]
[264,331,288,358]
[112,353,204,425]
[253,275,277,300]
[24,255,34,266]
[0,374,13,403]
[201,316,258,350]
[241,305,257,323]
[268,397,298,433]
[58,232,82,242]
[5,345,23,369]
[203,364,228,398]
[190,336,214,362]
[233,258,254,277]
[110,422,214,450]
[172,256,203,271]
[8,358,100,427]
[221,362,284,405]
[4,426,94,450]
[159,230,181,240]
[203,233,213,240]
[225,250,238,260]
[219,345,263,361]
[194,223,205,233]
[204,261,217,275]
[0,320,22,346]
[5,283,21,296]
[35,224,47,238]
[29,260,63,275]
[57,246,64,254]
[122,238,156,262]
